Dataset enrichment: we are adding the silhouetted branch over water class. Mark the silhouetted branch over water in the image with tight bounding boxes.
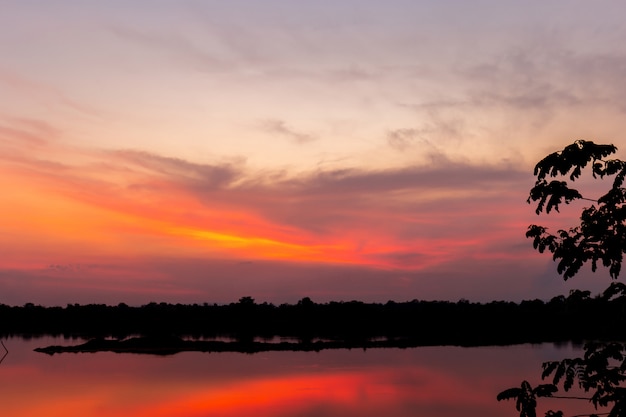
[0,339,7,364]
[500,141,626,417]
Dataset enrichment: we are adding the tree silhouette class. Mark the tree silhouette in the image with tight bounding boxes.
[498,380,558,417]
[526,140,626,279]
[501,140,626,417]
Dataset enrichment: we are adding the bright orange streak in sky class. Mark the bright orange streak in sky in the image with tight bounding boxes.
[0,161,455,271]
[3,130,533,284]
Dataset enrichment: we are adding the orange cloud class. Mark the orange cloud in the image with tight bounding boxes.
[0,129,565,305]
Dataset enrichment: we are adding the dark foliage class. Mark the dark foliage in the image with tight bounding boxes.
[526,140,626,279]
[497,381,557,417]
[501,141,626,417]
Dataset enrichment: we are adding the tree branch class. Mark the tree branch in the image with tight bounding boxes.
[0,339,7,365]
[549,395,593,400]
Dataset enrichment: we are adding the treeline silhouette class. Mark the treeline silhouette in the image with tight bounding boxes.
[3,289,626,346]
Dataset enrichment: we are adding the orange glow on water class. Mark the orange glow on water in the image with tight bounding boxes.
[135,373,371,417]
[134,372,478,417]
[3,367,491,417]
[2,339,579,417]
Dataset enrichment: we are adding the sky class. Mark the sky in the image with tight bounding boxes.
[1,0,626,306]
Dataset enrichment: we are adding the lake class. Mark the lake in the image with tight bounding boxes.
[0,337,593,417]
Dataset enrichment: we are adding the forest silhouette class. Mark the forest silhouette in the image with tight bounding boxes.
[1,288,625,354]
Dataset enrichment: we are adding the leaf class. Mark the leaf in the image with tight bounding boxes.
[533,140,617,181]
[542,361,559,380]
[534,384,558,397]
[602,282,626,301]
[497,387,523,401]
[528,180,583,214]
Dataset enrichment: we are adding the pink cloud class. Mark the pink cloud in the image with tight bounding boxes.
[0,135,593,304]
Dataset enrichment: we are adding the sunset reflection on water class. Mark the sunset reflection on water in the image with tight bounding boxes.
[0,337,581,417]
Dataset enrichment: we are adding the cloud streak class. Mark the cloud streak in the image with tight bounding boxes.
[260,119,318,144]
[0,132,537,282]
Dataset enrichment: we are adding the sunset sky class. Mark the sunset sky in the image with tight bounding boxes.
[2,0,626,306]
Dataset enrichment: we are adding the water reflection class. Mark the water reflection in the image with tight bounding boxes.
[0,337,581,417]
[0,339,7,364]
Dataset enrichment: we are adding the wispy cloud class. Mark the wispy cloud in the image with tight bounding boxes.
[108,26,231,73]
[0,67,101,117]
[110,149,242,189]
[0,121,52,146]
[260,119,318,144]
[387,128,418,151]
[450,48,625,115]
[0,130,538,279]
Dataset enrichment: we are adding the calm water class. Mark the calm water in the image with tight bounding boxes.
[0,337,589,417]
